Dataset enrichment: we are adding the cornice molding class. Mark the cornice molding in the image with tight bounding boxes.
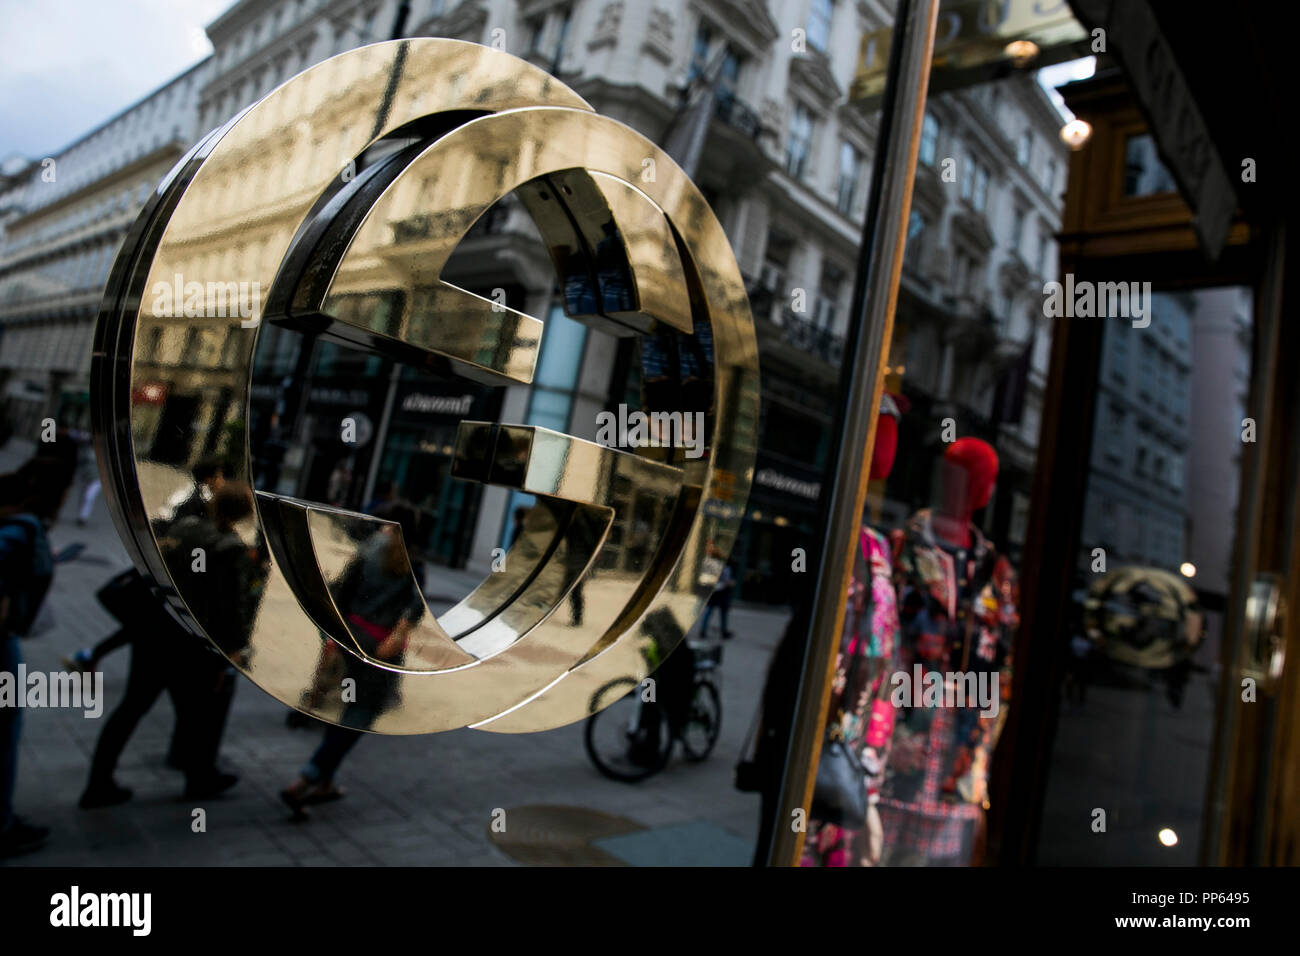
[789,51,843,110]
[689,0,780,58]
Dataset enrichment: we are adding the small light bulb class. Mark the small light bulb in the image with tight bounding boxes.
[1180,562,1196,578]
[1060,119,1093,150]
[1158,828,1178,847]
[1004,40,1040,66]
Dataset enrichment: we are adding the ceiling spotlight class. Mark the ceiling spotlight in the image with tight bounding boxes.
[1180,562,1197,578]
[1059,119,1092,150]
[1004,40,1040,66]
[1158,828,1178,847]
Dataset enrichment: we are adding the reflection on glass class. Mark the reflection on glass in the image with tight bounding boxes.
[794,74,1069,867]
[1123,133,1178,197]
[1035,288,1252,864]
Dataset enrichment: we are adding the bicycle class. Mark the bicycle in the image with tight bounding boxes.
[583,638,723,782]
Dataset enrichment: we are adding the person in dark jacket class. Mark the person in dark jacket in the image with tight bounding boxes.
[79,482,257,809]
[65,457,227,674]
[0,448,76,858]
[741,604,809,867]
[280,502,425,819]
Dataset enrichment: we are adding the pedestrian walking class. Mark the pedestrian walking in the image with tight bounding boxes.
[0,445,76,858]
[281,502,424,819]
[79,482,257,808]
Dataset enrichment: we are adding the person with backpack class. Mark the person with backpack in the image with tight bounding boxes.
[280,501,424,819]
[79,482,258,809]
[65,456,228,675]
[0,447,76,858]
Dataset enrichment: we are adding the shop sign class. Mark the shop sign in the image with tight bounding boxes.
[756,467,822,501]
[91,39,759,735]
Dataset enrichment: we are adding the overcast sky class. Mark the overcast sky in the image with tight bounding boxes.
[0,0,230,161]
[0,0,1093,164]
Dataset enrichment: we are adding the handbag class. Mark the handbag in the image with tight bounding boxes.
[95,568,155,627]
[810,629,870,827]
[96,567,179,635]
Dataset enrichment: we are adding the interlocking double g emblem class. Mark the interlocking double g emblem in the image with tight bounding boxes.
[92,39,759,733]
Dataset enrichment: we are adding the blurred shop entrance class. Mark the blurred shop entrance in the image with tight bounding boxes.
[989,56,1298,866]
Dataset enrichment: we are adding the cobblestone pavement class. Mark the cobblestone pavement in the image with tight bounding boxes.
[1,438,791,866]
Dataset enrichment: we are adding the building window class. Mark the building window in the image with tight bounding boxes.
[181,328,201,366]
[836,141,863,216]
[972,164,989,211]
[960,156,974,200]
[359,8,376,42]
[904,210,927,270]
[551,5,572,65]
[1110,325,1128,382]
[785,102,815,180]
[719,47,743,97]
[919,112,939,167]
[1140,337,1156,385]
[816,264,844,329]
[1010,206,1026,252]
[527,15,546,55]
[1106,405,1124,461]
[1123,133,1177,196]
[907,209,927,243]
[954,252,970,295]
[527,5,571,67]
[1017,130,1032,166]
[689,22,713,83]
[808,0,833,53]
[1044,158,1058,193]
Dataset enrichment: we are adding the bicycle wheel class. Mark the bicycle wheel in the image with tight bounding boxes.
[680,679,722,762]
[584,678,673,782]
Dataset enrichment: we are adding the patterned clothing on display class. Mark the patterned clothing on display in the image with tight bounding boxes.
[877,509,1017,865]
[802,527,899,867]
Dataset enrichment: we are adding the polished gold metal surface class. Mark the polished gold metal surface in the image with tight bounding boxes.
[91,39,759,734]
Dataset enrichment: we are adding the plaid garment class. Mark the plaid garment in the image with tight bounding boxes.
[876,510,1018,866]
[877,703,983,863]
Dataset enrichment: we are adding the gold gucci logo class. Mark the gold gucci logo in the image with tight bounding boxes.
[92,39,758,734]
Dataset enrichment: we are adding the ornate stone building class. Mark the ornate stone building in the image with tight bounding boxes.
[0,0,1068,594]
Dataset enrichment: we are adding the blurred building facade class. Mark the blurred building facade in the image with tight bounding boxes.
[0,63,208,438]
[1083,293,1193,576]
[0,0,1067,598]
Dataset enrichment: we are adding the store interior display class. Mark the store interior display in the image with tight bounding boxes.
[804,427,1019,866]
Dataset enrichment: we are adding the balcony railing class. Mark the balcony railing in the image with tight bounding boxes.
[780,309,844,364]
[714,89,764,140]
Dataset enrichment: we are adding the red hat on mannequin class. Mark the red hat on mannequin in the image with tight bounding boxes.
[943,437,999,515]
[869,393,908,480]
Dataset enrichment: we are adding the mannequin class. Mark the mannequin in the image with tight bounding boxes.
[864,392,908,522]
[869,394,902,480]
[931,438,998,549]
[802,396,904,867]
[877,434,1018,866]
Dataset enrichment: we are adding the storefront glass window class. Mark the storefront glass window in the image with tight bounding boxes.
[1035,288,1252,864]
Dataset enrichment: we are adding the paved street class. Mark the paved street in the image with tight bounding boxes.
[1,438,790,866]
